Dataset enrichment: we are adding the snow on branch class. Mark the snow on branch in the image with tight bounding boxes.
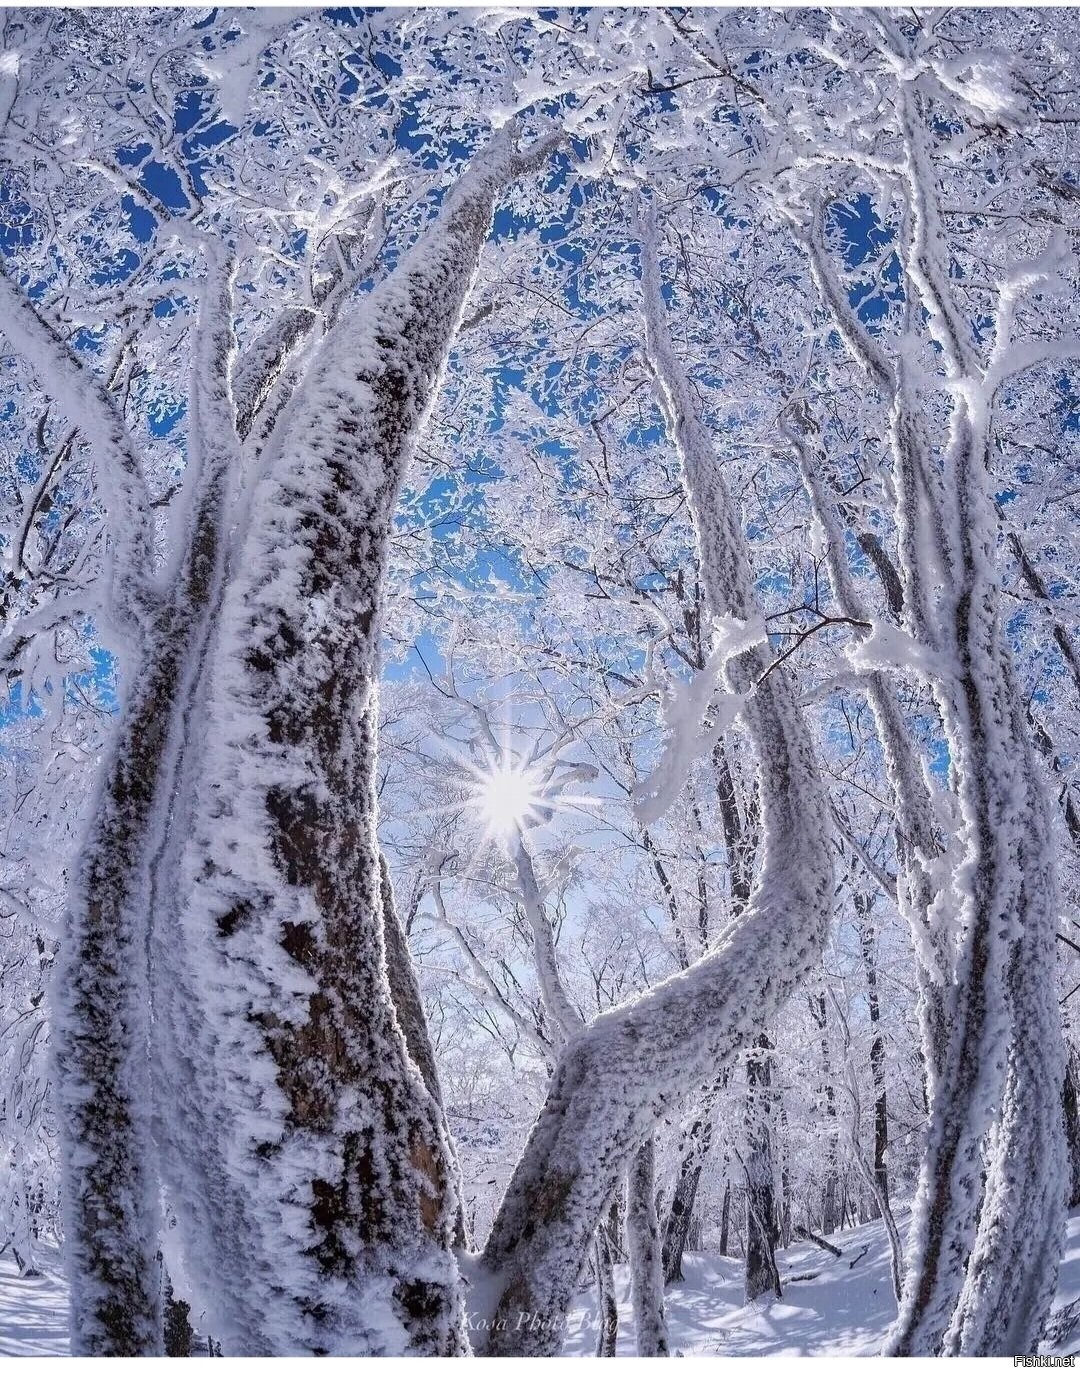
[632,615,762,825]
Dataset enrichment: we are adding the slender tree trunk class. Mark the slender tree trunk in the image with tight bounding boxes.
[661,1115,713,1284]
[810,993,841,1234]
[791,421,950,1098]
[857,912,890,1207]
[594,1230,619,1357]
[513,826,582,1043]
[380,856,468,1249]
[626,1137,669,1356]
[718,1179,732,1257]
[776,1089,793,1249]
[831,990,905,1304]
[661,1072,726,1285]
[1063,1048,1080,1209]
[743,1034,782,1304]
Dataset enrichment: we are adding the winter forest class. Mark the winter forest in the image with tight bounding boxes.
[2,3,1080,1360]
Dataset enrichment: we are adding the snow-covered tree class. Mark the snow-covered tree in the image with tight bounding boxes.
[2,6,1078,1359]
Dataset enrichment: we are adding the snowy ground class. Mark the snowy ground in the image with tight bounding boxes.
[5,1210,1080,1356]
[0,1243,69,1357]
[564,1209,1080,1358]
[564,1213,903,1357]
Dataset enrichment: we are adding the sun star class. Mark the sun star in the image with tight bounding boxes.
[473,760,545,837]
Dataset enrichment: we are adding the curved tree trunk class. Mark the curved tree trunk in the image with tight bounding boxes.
[880,74,1066,1346]
[471,207,834,1357]
[789,22,1069,1348]
[939,666,1066,1354]
[790,383,1066,1351]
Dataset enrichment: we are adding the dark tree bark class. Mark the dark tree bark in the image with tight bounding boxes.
[793,1225,842,1258]
[857,911,891,1207]
[743,1034,782,1304]
[380,856,468,1249]
[162,1269,193,1359]
[1064,1049,1080,1210]
[718,1179,732,1258]
[661,1073,727,1285]
[661,1117,712,1285]
[594,1230,619,1357]
[150,129,559,1356]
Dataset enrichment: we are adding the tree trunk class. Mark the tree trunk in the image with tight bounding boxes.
[661,1078,725,1285]
[33,247,239,1356]
[718,1179,732,1257]
[857,913,890,1207]
[743,1034,782,1304]
[791,306,1065,1353]
[791,35,1070,1346]
[661,1121,711,1285]
[626,1137,669,1356]
[593,1230,619,1357]
[808,993,840,1234]
[4,1154,40,1279]
[380,855,467,1248]
[882,228,1065,1373]
[1063,1048,1080,1209]
[472,217,834,1354]
[162,1266,194,1359]
[154,130,556,1355]
[776,1087,793,1249]
[831,989,905,1304]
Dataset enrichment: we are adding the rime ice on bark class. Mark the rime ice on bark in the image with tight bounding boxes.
[158,131,556,1355]
[48,245,242,1356]
[787,16,1071,1351]
[472,208,834,1357]
[626,1136,669,1356]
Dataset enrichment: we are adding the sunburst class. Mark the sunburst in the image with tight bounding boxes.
[470,757,547,838]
